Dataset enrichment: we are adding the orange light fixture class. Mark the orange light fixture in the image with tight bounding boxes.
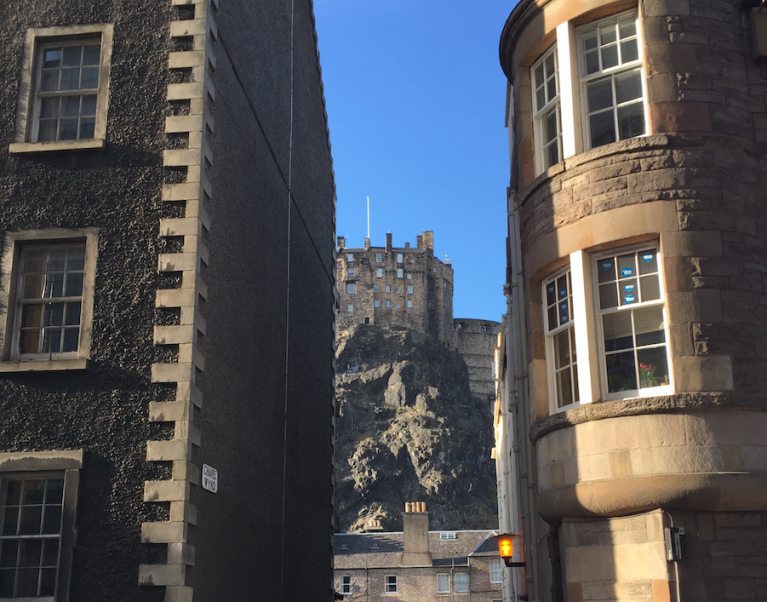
[497,533,526,568]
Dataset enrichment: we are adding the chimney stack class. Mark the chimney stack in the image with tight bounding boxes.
[401,502,432,566]
[416,234,423,249]
[386,232,393,252]
[422,231,434,251]
[337,236,346,250]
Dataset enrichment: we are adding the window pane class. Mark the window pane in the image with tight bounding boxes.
[597,258,616,283]
[638,347,669,388]
[59,68,80,90]
[638,250,658,274]
[587,78,613,112]
[558,300,570,325]
[619,20,637,38]
[22,480,45,505]
[81,94,97,116]
[618,254,636,278]
[618,102,645,140]
[45,479,64,505]
[0,570,15,597]
[41,70,59,92]
[23,273,44,299]
[62,45,82,67]
[59,118,79,140]
[554,330,571,369]
[40,97,59,119]
[0,541,18,569]
[80,116,96,137]
[65,303,81,326]
[547,305,558,332]
[606,351,637,392]
[635,306,665,347]
[601,44,619,69]
[640,274,660,301]
[81,67,99,88]
[1,507,19,536]
[620,279,638,306]
[621,39,639,63]
[536,86,545,112]
[18,506,43,535]
[585,49,599,74]
[546,281,556,306]
[600,25,617,45]
[42,505,62,534]
[557,368,575,407]
[43,329,62,354]
[42,539,59,567]
[19,330,41,354]
[65,272,84,296]
[83,44,101,66]
[584,34,598,51]
[589,111,615,148]
[62,96,81,117]
[16,567,40,596]
[546,141,559,169]
[19,540,42,568]
[545,53,555,77]
[62,328,80,352]
[43,49,62,68]
[47,303,64,327]
[603,312,633,352]
[40,568,57,596]
[547,77,557,102]
[38,119,58,141]
[544,108,558,145]
[615,69,642,104]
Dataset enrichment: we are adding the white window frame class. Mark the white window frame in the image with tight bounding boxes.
[340,575,352,595]
[436,573,450,594]
[0,229,98,372]
[346,253,355,263]
[531,45,562,175]
[374,299,381,308]
[346,283,356,295]
[396,253,404,264]
[577,10,647,151]
[384,575,398,594]
[542,269,579,410]
[489,559,503,584]
[454,572,470,593]
[542,242,672,413]
[346,304,354,313]
[375,268,384,278]
[593,244,673,401]
[375,253,383,262]
[11,24,114,154]
[384,299,391,309]
[396,269,403,279]
[406,300,413,309]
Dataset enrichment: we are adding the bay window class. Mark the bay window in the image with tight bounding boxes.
[542,243,671,411]
[531,46,562,174]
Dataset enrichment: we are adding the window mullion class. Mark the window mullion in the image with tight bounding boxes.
[556,21,580,158]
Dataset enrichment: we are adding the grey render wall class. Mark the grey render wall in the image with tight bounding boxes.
[188,0,335,600]
[0,1,171,601]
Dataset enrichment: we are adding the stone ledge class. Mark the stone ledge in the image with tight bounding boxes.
[0,358,88,373]
[9,139,105,154]
[530,392,765,441]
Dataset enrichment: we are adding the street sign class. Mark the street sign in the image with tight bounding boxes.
[202,464,218,493]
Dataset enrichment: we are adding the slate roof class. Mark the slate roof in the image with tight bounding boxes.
[334,530,499,569]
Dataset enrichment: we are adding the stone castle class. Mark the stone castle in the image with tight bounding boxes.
[336,231,499,401]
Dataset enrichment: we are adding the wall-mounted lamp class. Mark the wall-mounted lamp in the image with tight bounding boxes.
[497,533,526,568]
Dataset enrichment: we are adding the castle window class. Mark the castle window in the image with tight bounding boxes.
[396,253,404,264]
[406,285,414,295]
[578,11,645,149]
[385,285,391,293]
[384,299,391,308]
[396,269,403,279]
[0,229,98,372]
[375,253,383,262]
[531,45,561,173]
[406,272,413,280]
[11,24,114,153]
[373,285,379,293]
[375,268,384,278]
[374,300,381,308]
[346,283,356,295]
[346,253,355,263]
[406,300,413,309]
[348,268,355,278]
[346,304,354,313]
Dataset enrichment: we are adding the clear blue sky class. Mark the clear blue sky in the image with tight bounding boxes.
[313,0,515,322]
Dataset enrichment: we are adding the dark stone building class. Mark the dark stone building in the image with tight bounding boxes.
[0,1,335,601]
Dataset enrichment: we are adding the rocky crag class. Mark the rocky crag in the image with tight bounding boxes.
[334,324,497,532]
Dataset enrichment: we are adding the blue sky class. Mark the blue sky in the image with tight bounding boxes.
[313,0,514,322]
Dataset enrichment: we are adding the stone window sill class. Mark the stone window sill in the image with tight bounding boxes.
[0,358,88,373]
[9,139,105,154]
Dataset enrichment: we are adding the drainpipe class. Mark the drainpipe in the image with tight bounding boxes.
[507,187,542,602]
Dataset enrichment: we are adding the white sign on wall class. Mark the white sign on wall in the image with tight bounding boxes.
[202,464,218,493]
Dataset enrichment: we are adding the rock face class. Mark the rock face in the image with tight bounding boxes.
[335,324,497,532]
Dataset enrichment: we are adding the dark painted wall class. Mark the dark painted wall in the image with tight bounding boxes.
[0,1,171,601]
[188,1,336,601]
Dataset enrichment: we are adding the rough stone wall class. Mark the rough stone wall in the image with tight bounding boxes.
[0,1,171,601]
[560,510,672,602]
[453,319,501,402]
[336,231,454,346]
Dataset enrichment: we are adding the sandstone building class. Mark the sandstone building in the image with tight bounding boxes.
[0,1,335,601]
[495,1,767,601]
[334,504,503,601]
